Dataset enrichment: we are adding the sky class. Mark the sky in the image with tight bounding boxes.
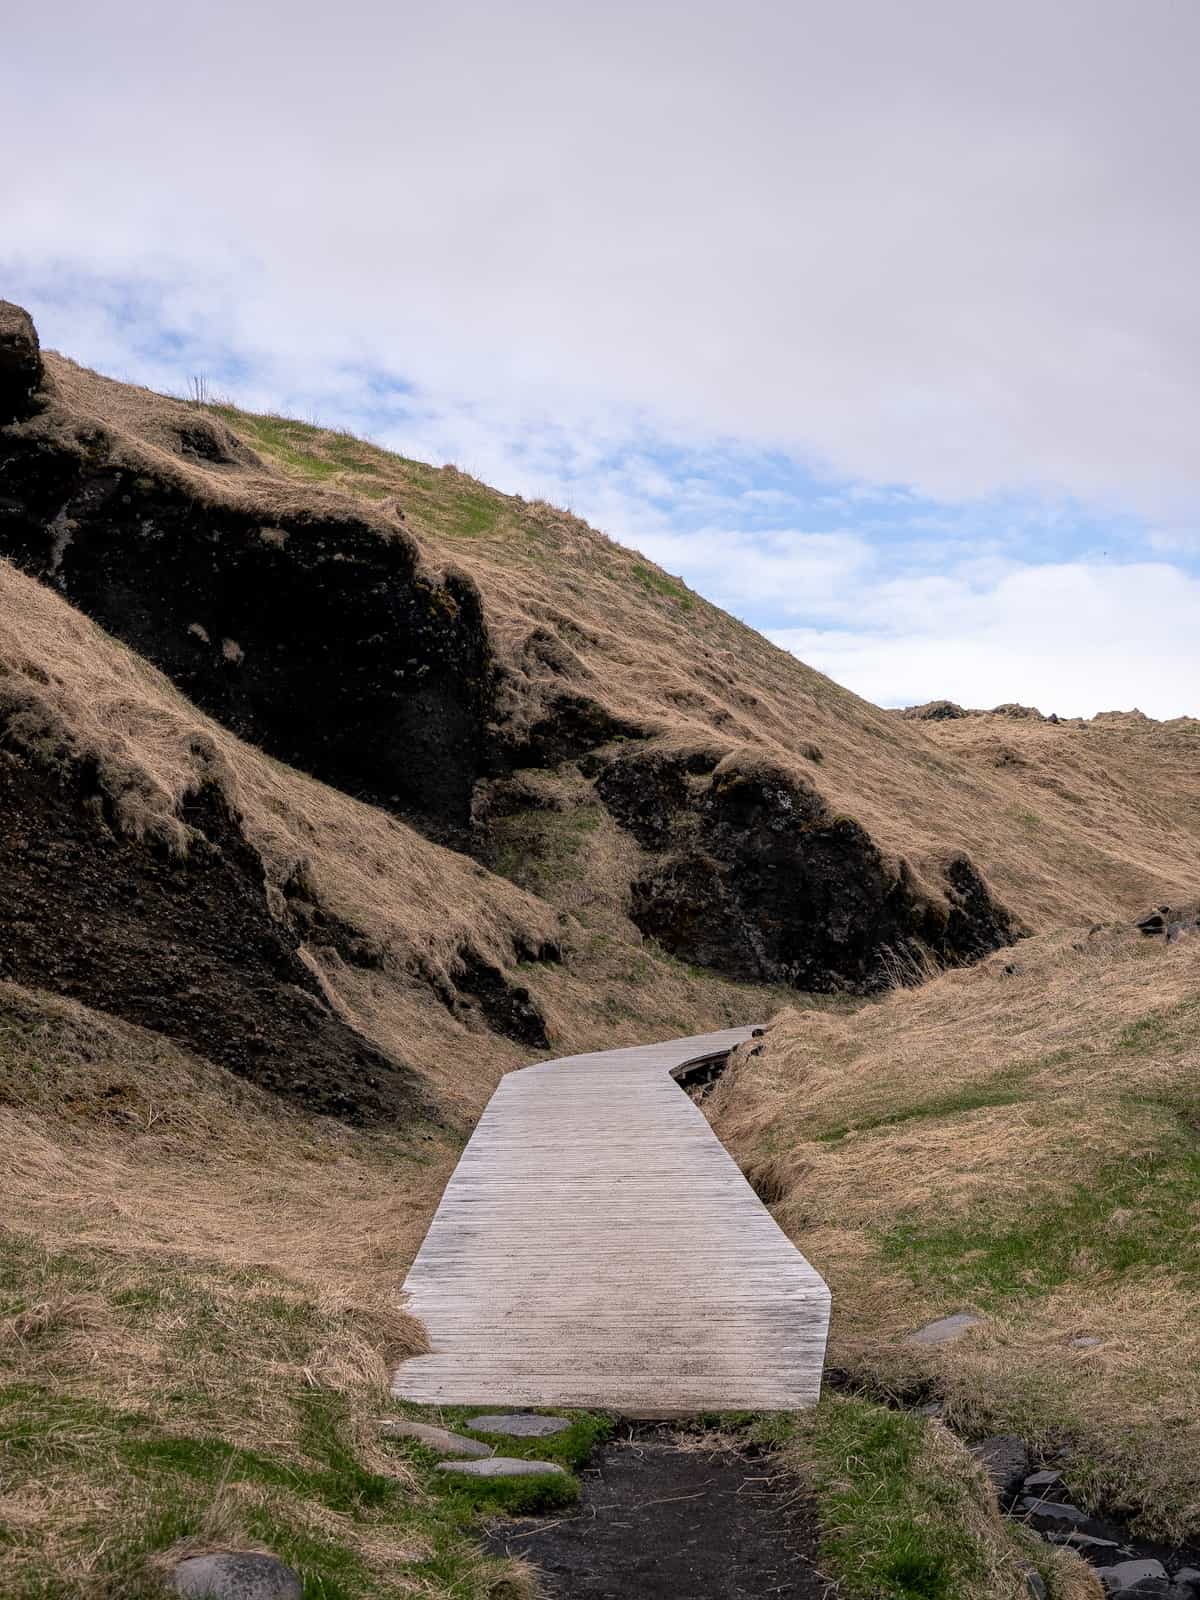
[3,0,1198,716]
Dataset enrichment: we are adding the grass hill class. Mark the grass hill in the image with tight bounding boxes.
[1,299,1197,1596]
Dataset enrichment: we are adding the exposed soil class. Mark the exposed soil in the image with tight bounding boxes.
[0,726,430,1124]
[484,1429,826,1600]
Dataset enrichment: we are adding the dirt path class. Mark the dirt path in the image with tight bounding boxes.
[484,1426,827,1599]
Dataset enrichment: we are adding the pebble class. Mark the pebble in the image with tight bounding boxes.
[904,1313,982,1345]
[1023,1469,1065,1496]
[172,1552,302,1599]
[467,1412,571,1438]
[378,1418,492,1457]
[436,1456,567,1478]
[1094,1558,1170,1596]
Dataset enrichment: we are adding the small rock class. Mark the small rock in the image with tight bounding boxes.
[1025,1572,1049,1600]
[1171,1569,1200,1598]
[378,1418,492,1457]
[1023,1469,1065,1496]
[916,1399,945,1418]
[970,1435,1028,1496]
[905,1313,982,1345]
[1020,1498,1089,1527]
[1048,1532,1123,1552]
[1071,1336,1103,1348]
[1166,922,1194,945]
[1094,1560,1170,1596]
[436,1456,567,1478]
[172,1552,302,1599]
[467,1412,571,1438]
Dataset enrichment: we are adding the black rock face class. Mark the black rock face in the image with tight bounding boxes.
[0,387,491,837]
[0,301,42,424]
[597,748,1018,992]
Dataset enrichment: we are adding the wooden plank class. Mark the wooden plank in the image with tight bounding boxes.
[391,1027,831,1414]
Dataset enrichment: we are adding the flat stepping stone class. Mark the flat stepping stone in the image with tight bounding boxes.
[436,1455,567,1478]
[172,1552,301,1599]
[379,1418,492,1456]
[905,1312,982,1345]
[468,1412,570,1438]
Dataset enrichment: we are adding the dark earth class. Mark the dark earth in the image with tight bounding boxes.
[484,1427,827,1600]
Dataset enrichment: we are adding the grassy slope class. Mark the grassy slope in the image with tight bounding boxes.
[709,922,1200,1538]
[4,363,1197,1593]
[206,393,1200,932]
[0,983,546,1599]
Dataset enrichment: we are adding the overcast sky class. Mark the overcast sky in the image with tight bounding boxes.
[4,1,1198,715]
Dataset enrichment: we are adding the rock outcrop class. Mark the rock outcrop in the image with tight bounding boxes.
[596,746,1017,991]
[0,307,489,837]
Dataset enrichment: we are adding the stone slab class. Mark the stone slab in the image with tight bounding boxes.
[467,1412,571,1438]
[436,1455,567,1478]
[379,1418,493,1456]
[905,1313,982,1345]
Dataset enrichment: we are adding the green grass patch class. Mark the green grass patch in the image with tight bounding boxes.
[797,1398,1003,1600]
[814,1084,1030,1143]
[630,563,693,608]
[489,805,603,892]
[1116,994,1200,1056]
[881,1143,1200,1302]
[0,1235,547,1599]
[443,488,501,539]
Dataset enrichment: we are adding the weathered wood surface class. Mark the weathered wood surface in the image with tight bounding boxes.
[392,1027,831,1414]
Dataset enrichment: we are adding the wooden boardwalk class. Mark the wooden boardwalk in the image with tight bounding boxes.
[392,1027,830,1414]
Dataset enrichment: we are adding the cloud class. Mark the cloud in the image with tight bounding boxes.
[4,1,1198,720]
[771,561,1200,719]
[4,0,1200,525]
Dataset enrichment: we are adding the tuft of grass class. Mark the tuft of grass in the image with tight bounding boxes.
[0,1230,540,1599]
[630,563,694,609]
[789,1397,1090,1600]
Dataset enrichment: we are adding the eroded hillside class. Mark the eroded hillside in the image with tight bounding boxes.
[2,299,1198,1594]
[6,298,1198,1035]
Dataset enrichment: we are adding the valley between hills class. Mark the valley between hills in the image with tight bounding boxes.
[2,298,1199,1600]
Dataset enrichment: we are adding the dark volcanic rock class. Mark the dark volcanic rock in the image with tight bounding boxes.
[902,699,968,721]
[0,714,427,1124]
[598,749,1017,993]
[0,348,490,835]
[0,301,42,424]
[970,1435,1028,1498]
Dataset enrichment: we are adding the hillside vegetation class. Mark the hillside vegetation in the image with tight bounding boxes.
[711,916,1200,1537]
[1,299,1197,1594]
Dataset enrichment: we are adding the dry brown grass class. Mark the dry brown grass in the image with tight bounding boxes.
[709,924,1200,1536]
[27,349,1200,945]
[0,982,540,1598]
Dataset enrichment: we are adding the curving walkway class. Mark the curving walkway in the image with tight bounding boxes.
[392,1027,831,1414]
